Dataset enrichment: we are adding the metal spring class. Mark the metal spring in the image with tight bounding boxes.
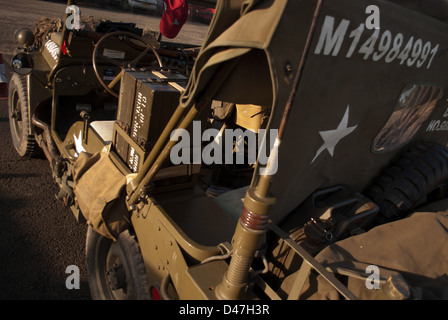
[240,207,269,231]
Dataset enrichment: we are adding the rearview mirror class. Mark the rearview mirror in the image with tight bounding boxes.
[12,52,33,75]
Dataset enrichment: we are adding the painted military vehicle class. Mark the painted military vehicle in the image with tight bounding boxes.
[8,0,448,300]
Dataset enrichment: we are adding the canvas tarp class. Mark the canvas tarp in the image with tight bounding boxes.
[179,0,319,224]
[72,148,130,240]
[280,199,448,299]
[179,0,288,110]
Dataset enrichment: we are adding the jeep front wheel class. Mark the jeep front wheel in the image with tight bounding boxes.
[86,226,150,300]
[8,73,37,157]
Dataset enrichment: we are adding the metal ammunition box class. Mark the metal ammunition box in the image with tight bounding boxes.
[112,68,201,192]
[114,68,187,172]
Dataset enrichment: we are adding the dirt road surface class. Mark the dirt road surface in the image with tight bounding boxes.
[0,0,208,300]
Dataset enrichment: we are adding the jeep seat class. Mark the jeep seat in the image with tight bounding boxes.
[90,121,115,144]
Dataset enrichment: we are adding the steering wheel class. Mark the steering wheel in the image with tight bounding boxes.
[92,31,163,98]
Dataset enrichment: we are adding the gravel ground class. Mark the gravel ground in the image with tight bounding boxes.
[0,0,207,300]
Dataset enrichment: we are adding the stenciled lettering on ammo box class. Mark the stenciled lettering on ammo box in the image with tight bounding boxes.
[131,91,148,141]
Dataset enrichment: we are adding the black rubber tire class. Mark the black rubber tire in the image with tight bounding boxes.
[365,142,448,223]
[86,226,150,300]
[8,73,37,157]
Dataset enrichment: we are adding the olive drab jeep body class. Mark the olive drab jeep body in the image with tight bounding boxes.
[8,0,448,300]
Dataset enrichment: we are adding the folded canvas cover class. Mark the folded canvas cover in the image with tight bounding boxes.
[73,148,130,240]
[280,199,448,299]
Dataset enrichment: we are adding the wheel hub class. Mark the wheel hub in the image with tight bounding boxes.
[107,261,127,291]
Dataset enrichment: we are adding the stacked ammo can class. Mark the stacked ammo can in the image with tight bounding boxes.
[114,68,186,173]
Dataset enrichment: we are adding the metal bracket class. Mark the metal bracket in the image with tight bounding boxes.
[268,221,358,300]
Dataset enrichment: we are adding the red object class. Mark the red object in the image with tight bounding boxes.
[150,286,161,300]
[159,0,189,39]
[0,52,8,100]
[62,40,68,55]
[190,5,215,23]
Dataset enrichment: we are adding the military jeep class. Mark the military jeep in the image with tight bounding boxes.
[8,0,448,300]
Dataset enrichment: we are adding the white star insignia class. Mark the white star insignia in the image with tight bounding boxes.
[73,131,86,156]
[311,106,358,164]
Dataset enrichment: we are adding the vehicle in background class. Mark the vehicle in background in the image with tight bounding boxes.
[109,0,162,12]
[189,4,215,23]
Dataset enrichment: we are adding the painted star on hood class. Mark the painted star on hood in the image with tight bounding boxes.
[311,106,358,164]
[74,131,86,156]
